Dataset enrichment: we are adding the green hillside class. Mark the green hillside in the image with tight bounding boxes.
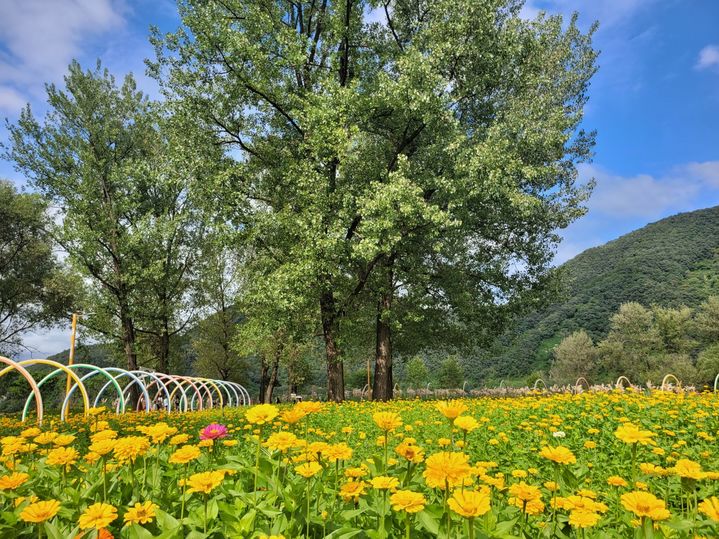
[484,205,719,379]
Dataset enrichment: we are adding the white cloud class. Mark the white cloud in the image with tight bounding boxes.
[0,0,125,109]
[554,161,719,264]
[579,161,719,219]
[521,0,654,28]
[696,45,719,70]
[0,86,26,113]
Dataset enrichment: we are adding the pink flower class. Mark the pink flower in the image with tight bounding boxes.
[200,423,228,441]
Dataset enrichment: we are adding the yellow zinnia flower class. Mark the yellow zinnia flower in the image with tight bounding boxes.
[245,404,279,425]
[620,491,670,520]
[19,500,60,523]
[614,424,655,446]
[295,462,322,479]
[699,496,719,521]
[169,445,201,465]
[390,490,426,513]
[0,472,29,490]
[539,445,577,465]
[423,452,472,489]
[187,471,224,494]
[370,476,400,490]
[79,502,118,530]
[448,487,491,518]
[124,501,158,525]
[436,400,468,420]
[46,446,79,468]
[373,412,403,432]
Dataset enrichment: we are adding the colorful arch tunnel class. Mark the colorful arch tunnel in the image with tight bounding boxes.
[0,356,251,424]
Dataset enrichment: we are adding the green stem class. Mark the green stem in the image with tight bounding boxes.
[405,513,411,539]
[306,478,311,539]
[469,517,475,539]
[204,494,208,534]
[180,464,187,525]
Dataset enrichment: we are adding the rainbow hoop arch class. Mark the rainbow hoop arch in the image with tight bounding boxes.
[0,356,251,424]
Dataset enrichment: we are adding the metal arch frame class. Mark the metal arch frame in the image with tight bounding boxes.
[0,356,44,424]
[60,365,127,414]
[143,372,192,412]
[127,371,174,412]
[190,377,222,409]
[225,381,251,405]
[21,363,124,421]
[168,375,205,411]
[94,369,154,413]
[1,359,91,421]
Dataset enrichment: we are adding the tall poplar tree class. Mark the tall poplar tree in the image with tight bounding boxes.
[151,0,596,401]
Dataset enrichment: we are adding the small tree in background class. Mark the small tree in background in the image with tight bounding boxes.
[549,330,598,384]
[438,355,464,388]
[405,356,429,389]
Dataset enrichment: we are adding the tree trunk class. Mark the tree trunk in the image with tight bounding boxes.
[157,320,169,373]
[259,355,269,404]
[264,350,281,404]
[119,305,140,409]
[320,291,344,402]
[373,260,394,401]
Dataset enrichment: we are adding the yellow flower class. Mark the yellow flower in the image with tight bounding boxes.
[699,496,719,521]
[508,482,543,514]
[245,404,279,425]
[323,443,353,462]
[390,490,426,513]
[436,400,468,420]
[672,459,703,480]
[614,424,655,445]
[340,480,367,502]
[454,416,479,433]
[0,472,29,490]
[113,436,150,463]
[138,423,177,444]
[568,510,600,528]
[373,412,403,432]
[607,476,628,487]
[370,476,400,490]
[21,427,42,438]
[620,491,670,520]
[46,446,79,468]
[264,432,300,453]
[280,408,308,425]
[395,440,424,464]
[79,502,118,530]
[295,462,323,478]
[448,487,491,518]
[91,430,117,443]
[52,434,76,446]
[33,432,57,445]
[423,452,472,489]
[539,445,576,465]
[169,434,190,445]
[89,439,115,457]
[187,471,224,494]
[19,500,60,523]
[169,445,201,465]
[124,501,158,525]
[345,466,368,479]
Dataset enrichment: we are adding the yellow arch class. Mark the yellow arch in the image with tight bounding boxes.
[0,356,44,424]
[0,359,90,418]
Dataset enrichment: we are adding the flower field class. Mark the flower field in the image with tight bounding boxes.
[1,390,719,538]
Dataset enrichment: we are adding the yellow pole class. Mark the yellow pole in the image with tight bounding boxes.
[64,313,78,414]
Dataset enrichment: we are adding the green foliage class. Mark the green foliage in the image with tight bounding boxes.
[0,180,77,356]
[489,206,719,377]
[548,330,597,384]
[405,355,430,389]
[437,355,464,388]
[151,0,597,400]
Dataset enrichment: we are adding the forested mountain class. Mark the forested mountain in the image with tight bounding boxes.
[478,206,719,381]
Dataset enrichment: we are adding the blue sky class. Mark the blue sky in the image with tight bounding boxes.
[0,0,718,355]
